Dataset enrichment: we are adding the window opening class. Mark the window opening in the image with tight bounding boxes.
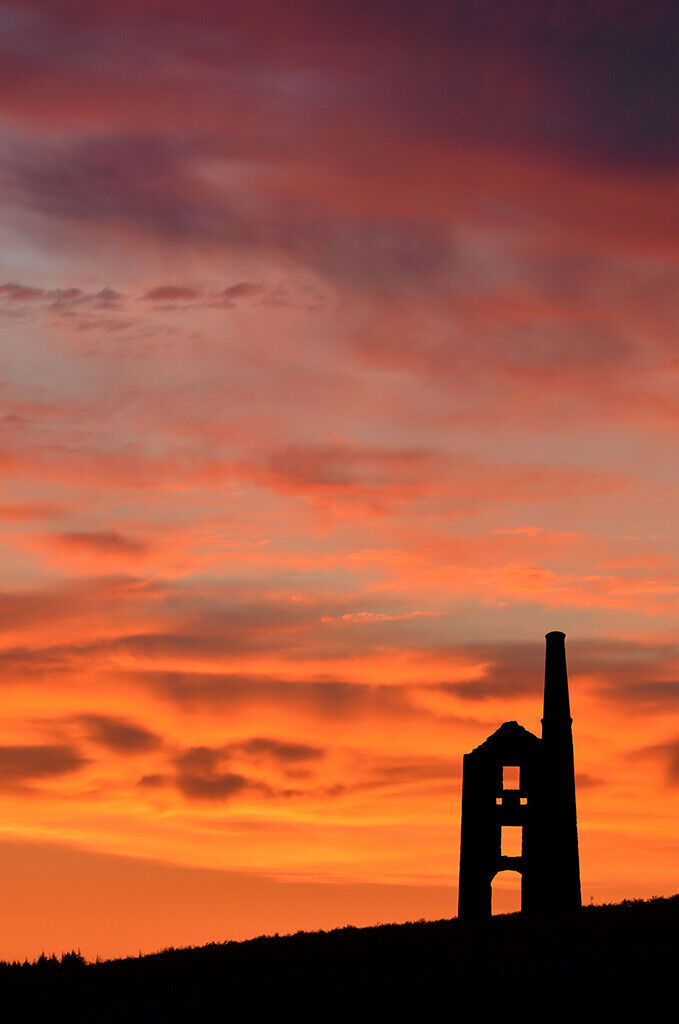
[501,825,522,858]
[492,870,521,915]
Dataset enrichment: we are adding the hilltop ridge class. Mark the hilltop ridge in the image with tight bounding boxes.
[3,895,678,1021]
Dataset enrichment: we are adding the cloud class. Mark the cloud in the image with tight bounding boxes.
[144,738,325,802]
[0,282,45,301]
[0,744,87,784]
[0,576,165,636]
[0,645,83,677]
[322,752,461,799]
[78,714,161,755]
[258,442,432,502]
[606,682,679,712]
[139,670,415,719]
[173,747,254,801]
[630,738,679,785]
[435,677,539,703]
[1,1,676,166]
[4,125,481,294]
[0,281,123,320]
[137,773,168,788]
[169,738,459,804]
[575,772,604,789]
[11,123,669,317]
[49,531,149,558]
[426,640,546,703]
[176,770,251,801]
[0,277,262,322]
[0,580,443,671]
[561,641,679,711]
[424,640,679,711]
[235,442,629,516]
[142,286,200,302]
[220,283,261,300]
[228,737,324,764]
[350,310,637,391]
[0,501,64,522]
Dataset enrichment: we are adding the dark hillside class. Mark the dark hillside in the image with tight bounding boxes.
[2,896,678,1022]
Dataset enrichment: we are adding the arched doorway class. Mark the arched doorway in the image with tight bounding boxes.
[491,870,522,916]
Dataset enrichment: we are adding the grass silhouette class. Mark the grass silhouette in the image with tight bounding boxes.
[2,895,678,1021]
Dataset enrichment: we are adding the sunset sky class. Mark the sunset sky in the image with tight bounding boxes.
[1,1,678,960]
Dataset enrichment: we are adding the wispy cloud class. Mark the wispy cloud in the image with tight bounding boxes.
[77,714,162,755]
[0,744,87,785]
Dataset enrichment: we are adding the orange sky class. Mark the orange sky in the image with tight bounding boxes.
[0,1,678,960]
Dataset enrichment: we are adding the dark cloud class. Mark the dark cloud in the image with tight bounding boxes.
[630,738,679,786]
[0,585,96,633]
[575,773,604,789]
[563,640,679,712]
[93,287,122,306]
[176,770,250,801]
[435,676,539,703]
[322,753,461,799]
[220,283,261,300]
[137,773,169,788]
[7,132,176,221]
[242,443,629,514]
[4,133,213,244]
[2,2,676,165]
[0,282,45,301]
[168,736,323,801]
[99,592,383,662]
[52,531,149,557]
[132,668,492,738]
[601,681,679,712]
[173,747,254,801]
[0,277,260,320]
[5,626,679,724]
[0,638,148,678]
[262,442,432,497]
[46,287,83,306]
[4,131,454,291]
[140,670,415,719]
[78,715,161,755]
[429,640,679,713]
[0,576,163,633]
[142,285,200,302]
[0,581,438,671]
[137,635,669,718]
[352,316,637,390]
[0,281,123,318]
[0,744,87,784]
[430,641,545,702]
[0,645,78,677]
[169,738,459,803]
[229,737,324,764]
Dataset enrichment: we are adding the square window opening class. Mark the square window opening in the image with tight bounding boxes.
[501,825,522,858]
[520,796,528,806]
[502,765,520,790]
[496,797,503,806]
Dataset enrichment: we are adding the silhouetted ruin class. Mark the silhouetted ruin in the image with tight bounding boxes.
[458,631,581,918]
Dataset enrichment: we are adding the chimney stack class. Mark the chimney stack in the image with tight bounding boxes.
[542,630,571,737]
[540,630,581,911]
